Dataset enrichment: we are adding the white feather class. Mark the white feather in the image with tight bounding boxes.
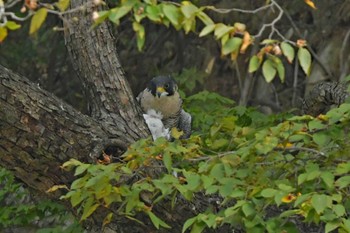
[143,109,170,140]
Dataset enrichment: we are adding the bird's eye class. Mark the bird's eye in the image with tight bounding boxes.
[164,84,169,89]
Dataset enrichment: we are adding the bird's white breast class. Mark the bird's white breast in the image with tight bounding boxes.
[140,90,182,119]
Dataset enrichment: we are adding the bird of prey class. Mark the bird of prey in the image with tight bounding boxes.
[137,75,192,140]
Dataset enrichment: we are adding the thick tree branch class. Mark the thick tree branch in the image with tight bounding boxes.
[0,65,113,193]
[63,0,149,142]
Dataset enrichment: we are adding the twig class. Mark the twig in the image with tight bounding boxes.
[3,11,33,21]
[292,50,299,106]
[206,3,273,14]
[253,0,283,39]
[188,150,238,162]
[339,29,350,81]
[282,6,333,78]
[4,0,21,9]
[277,146,325,157]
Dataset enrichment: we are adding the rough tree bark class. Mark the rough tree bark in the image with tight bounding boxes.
[302,82,349,116]
[0,1,202,232]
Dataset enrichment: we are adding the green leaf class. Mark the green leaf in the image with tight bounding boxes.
[30,8,48,34]
[294,193,312,207]
[181,3,198,18]
[298,47,312,76]
[242,203,256,217]
[190,221,206,233]
[0,27,8,42]
[221,37,242,56]
[184,172,201,191]
[261,39,279,45]
[325,221,340,233]
[276,59,285,82]
[260,188,277,198]
[109,6,132,25]
[312,132,330,147]
[308,120,325,130]
[279,209,299,218]
[335,162,350,175]
[147,211,171,229]
[278,184,295,192]
[146,5,161,22]
[297,173,307,185]
[133,21,145,51]
[162,4,180,27]
[196,11,214,25]
[199,24,215,37]
[214,23,234,39]
[62,159,82,170]
[5,21,21,30]
[248,55,260,73]
[210,164,225,180]
[311,194,328,214]
[343,218,350,232]
[320,172,334,189]
[163,153,172,173]
[70,191,83,207]
[333,204,346,217]
[56,0,70,12]
[281,42,295,63]
[103,212,113,226]
[74,164,90,176]
[335,176,350,189]
[182,216,197,233]
[81,204,99,221]
[262,59,277,83]
[183,17,195,34]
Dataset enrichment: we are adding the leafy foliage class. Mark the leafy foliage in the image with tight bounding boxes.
[57,91,350,232]
[2,0,315,83]
[0,168,83,232]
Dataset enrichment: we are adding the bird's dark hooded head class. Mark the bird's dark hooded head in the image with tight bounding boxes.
[147,75,178,98]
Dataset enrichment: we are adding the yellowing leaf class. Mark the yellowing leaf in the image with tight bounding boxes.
[81,203,99,221]
[56,0,70,12]
[133,22,145,51]
[0,27,8,42]
[171,127,184,139]
[46,184,68,193]
[240,31,251,54]
[29,8,48,34]
[281,193,297,203]
[304,0,317,9]
[103,213,113,226]
[6,21,21,30]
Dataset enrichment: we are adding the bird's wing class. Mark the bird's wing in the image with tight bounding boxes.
[178,109,192,139]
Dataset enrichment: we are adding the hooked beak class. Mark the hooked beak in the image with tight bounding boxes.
[156,86,166,98]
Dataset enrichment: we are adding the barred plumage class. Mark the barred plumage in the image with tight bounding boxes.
[137,76,192,140]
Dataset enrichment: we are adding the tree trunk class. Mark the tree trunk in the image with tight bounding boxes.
[0,1,201,232]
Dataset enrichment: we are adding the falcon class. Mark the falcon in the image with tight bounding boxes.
[137,75,192,140]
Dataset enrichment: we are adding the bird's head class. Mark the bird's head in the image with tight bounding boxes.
[147,75,178,98]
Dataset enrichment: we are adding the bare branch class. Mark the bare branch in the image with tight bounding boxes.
[206,3,273,14]
[253,0,284,39]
